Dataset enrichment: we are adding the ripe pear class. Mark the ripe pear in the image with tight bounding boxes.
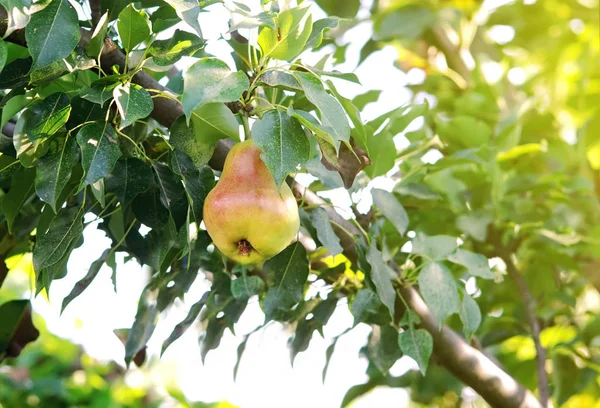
[203,139,300,264]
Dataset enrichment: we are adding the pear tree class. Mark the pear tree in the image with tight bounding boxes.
[0,0,599,407]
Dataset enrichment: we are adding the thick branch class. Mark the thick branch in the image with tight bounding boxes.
[503,256,549,407]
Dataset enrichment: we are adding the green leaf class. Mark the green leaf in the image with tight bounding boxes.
[182,58,249,119]
[350,288,383,326]
[394,183,440,200]
[34,136,78,213]
[0,0,31,36]
[0,40,7,73]
[374,5,435,40]
[61,249,110,313]
[105,158,154,206]
[163,0,204,38]
[364,128,395,178]
[304,157,344,189]
[456,211,493,242]
[418,262,460,328]
[161,292,209,355]
[81,81,119,107]
[33,206,84,272]
[19,93,71,143]
[100,0,129,21]
[1,92,32,129]
[125,286,158,367]
[152,162,188,230]
[258,6,313,61]
[290,297,337,363]
[368,324,402,374]
[446,249,495,280]
[0,300,38,357]
[258,70,302,91]
[436,116,492,149]
[229,6,275,31]
[305,17,339,49]
[412,233,457,261]
[200,316,227,362]
[310,207,343,256]
[295,72,350,148]
[287,107,336,148]
[170,116,215,168]
[252,109,310,188]
[0,57,31,89]
[25,0,80,70]
[90,179,106,208]
[117,4,151,52]
[231,275,265,300]
[397,328,433,375]
[190,102,240,146]
[459,293,481,339]
[366,240,396,319]
[76,123,122,190]
[1,167,35,233]
[314,0,359,18]
[372,189,409,236]
[0,155,20,182]
[326,80,366,144]
[262,242,309,321]
[113,83,154,129]
[148,30,205,66]
[133,190,170,230]
[353,90,381,110]
[169,149,215,224]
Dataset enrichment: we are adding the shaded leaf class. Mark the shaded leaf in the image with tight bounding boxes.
[0,300,39,358]
[76,122,122,190]
[456,211,493,242]
[105,158,154,206]
[368,324,402,374]
[20,93,71,143]
[310,207,343,256]
[34,136,78,213]
[152,162,188,230]
[262,242,309,321]
[33,206,84,272]
[163,0,204,37]
[258,70,302,91]
[398,328,433,375]
[148,29,205,66]
[0,0,31,36]
[125,286,158,367]
[366,240,396,319]
[447,249,495,280]
[1,167,35,233]
[170,115,215,168]
[320,140,370,189]
[133,189,170,229]
[351,288,385,326]
[200,316,227,362]
[161,292,209,355]
[372,189,409,236]
[190,103,240,147]
[61,249,110,313]
[231,275,265,300]
[418,262,460,328]
[412,233,457,261]
[460,293,481,339]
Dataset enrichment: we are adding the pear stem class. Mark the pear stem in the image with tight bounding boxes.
[241,114,251,140]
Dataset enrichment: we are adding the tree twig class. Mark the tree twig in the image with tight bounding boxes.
[90,0,102,30]
[503,255,549,407]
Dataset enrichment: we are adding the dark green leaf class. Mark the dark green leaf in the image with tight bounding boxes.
[252,109,310,188]
[372,189,409,236]
[310,207,343,256]
[151,6,180,33]
[87,12,109,57]
[25,0,80,70]
[418,262,460,328]
[368,324,402,374]
[148,30,205,66]
[366,240,396,319]
[447,249,495,280]
[105,158,154,206]
[20,93,71,142]
[113,83,154,129]
[152,161,188,230]
[0,300,38,357]
[258,7,313,61]
[35,136,78,213]
[351,288,384,326]
[117,4,151,52]
[81,81,118,107]
[200,316,227,362]
[262,242,309,321]
[397,328,433,375]
[61,249,110,313]
[169,149,215,224]
[76,122,122,190]
[133,189,170,229]
[125,286,158,367]
[0,40,7,73]
[100,0,129,21]
[33,206,84,272]
[1,167,35,233]
[161,292,208,355]
[231,275,265,300]
[182,59,249,119]
[0,57,31,88]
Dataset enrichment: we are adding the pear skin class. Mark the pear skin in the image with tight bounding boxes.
[203,139,300,264]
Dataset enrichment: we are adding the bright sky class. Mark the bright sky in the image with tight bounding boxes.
[5,0,517,406]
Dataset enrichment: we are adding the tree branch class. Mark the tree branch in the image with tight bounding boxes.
[90,0,102,29]
[429,25,471,86]
[503,256,549,407]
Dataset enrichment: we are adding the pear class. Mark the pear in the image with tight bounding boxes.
[203,139,300,264]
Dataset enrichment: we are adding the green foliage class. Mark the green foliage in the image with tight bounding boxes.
[0,0,599,406]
